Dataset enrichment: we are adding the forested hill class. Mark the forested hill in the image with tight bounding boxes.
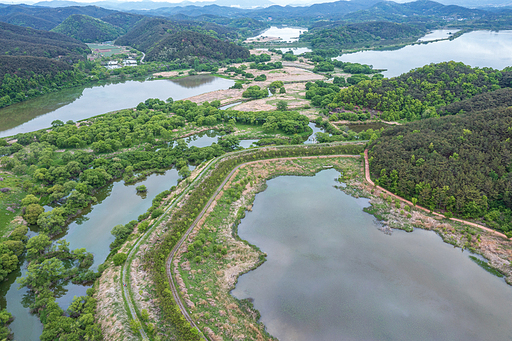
[115,17,238,52]
[51,14,125,42]
[115,17,248,62]
[0,21,89,62]
[146,30,249,62]
[369,105,512,235]
[0,4,116,30]
[300,21,427,53]
[439,88,512,116]
[344,0,487,22]
[331,61,512,121]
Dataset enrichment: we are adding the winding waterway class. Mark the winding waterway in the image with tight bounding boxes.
[232,170,512,340]
[337,30,512,77]
[2,169,181,340]
[0,75,234,138]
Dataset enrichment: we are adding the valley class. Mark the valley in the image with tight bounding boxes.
[1,0,512,340]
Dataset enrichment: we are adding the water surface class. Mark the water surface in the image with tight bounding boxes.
[2,168,181,340]
[250,26,307,43]
[337,30,512,77]
[232,170,512,340]
[0,75,233,138]
[417,29,459,42]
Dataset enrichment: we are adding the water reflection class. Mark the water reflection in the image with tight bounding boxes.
[233,170,512,340]
[337,30,512,77]
[0,76,234,138]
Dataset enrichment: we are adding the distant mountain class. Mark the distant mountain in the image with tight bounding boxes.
[0,4,116,30]
[51,14,125,42]
[137,4,249,18]
[135,0,381,20]
[302,21,427,52]
[100,12,144,31]
[0,21,89,62]
[34,0,274,10]
[343,0,489,22]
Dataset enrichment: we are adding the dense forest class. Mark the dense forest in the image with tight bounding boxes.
[0,4,116,30]
[146,30,249,62]
[300,21,427,54]
[115,17,238,52]
[0,21,90,62]
[327,61,512,121]
[51,14,126,43]
[369,103,512,235]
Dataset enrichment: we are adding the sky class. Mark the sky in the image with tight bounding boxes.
[0,0,417,6]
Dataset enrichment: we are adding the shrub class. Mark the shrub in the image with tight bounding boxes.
[113,252,127,266]
[136,185,147,193]
[138,221,150,233]
[151,208,164,219]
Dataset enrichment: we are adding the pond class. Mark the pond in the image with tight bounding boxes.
[1,168,181,340]
[337,30,512,77]
[250,26,308,43]
[232,170,512,341]
[0,75,234,138]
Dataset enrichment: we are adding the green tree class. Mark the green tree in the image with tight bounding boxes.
[24,203,44,225]
[113,252,127,266]
[276,100,288,111]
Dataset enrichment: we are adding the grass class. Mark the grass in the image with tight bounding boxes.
[0,172,28,238]
[174,157,362,340]
[469,256,504,278]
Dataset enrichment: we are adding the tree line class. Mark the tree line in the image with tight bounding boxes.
[369,100,512,235]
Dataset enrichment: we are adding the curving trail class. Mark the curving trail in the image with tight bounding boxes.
[364,149,510,239]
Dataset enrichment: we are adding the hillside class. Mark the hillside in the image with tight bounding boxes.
[51,14,125,42]
[115,17,238,52]
[0,21,89,62]
[100,12,143,31]
[0,55,80,107]
[0,4,115,30]
[343,0,488,23]
[146,30,249,62]
[368,103,512,235]
[330,61,512,121]
[300,21,427,53]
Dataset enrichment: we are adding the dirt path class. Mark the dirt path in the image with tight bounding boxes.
[166,154,359,339]
[364,149,510,240]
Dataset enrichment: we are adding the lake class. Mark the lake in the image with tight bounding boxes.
[250,26,308,43]
[337,30,512,77]
[0,75,234,138]
[232,170,512,340]
[417,29,459,42]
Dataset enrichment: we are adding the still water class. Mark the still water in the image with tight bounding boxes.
[0,75,234,138]
[250,26,307,43]
[232,170,512,340]
[417,29,459,42]
[2,169,181,340]
[338,30,512,77]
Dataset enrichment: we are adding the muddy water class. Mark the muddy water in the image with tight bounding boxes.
[232,170,512,340]
[2,169,180,340]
